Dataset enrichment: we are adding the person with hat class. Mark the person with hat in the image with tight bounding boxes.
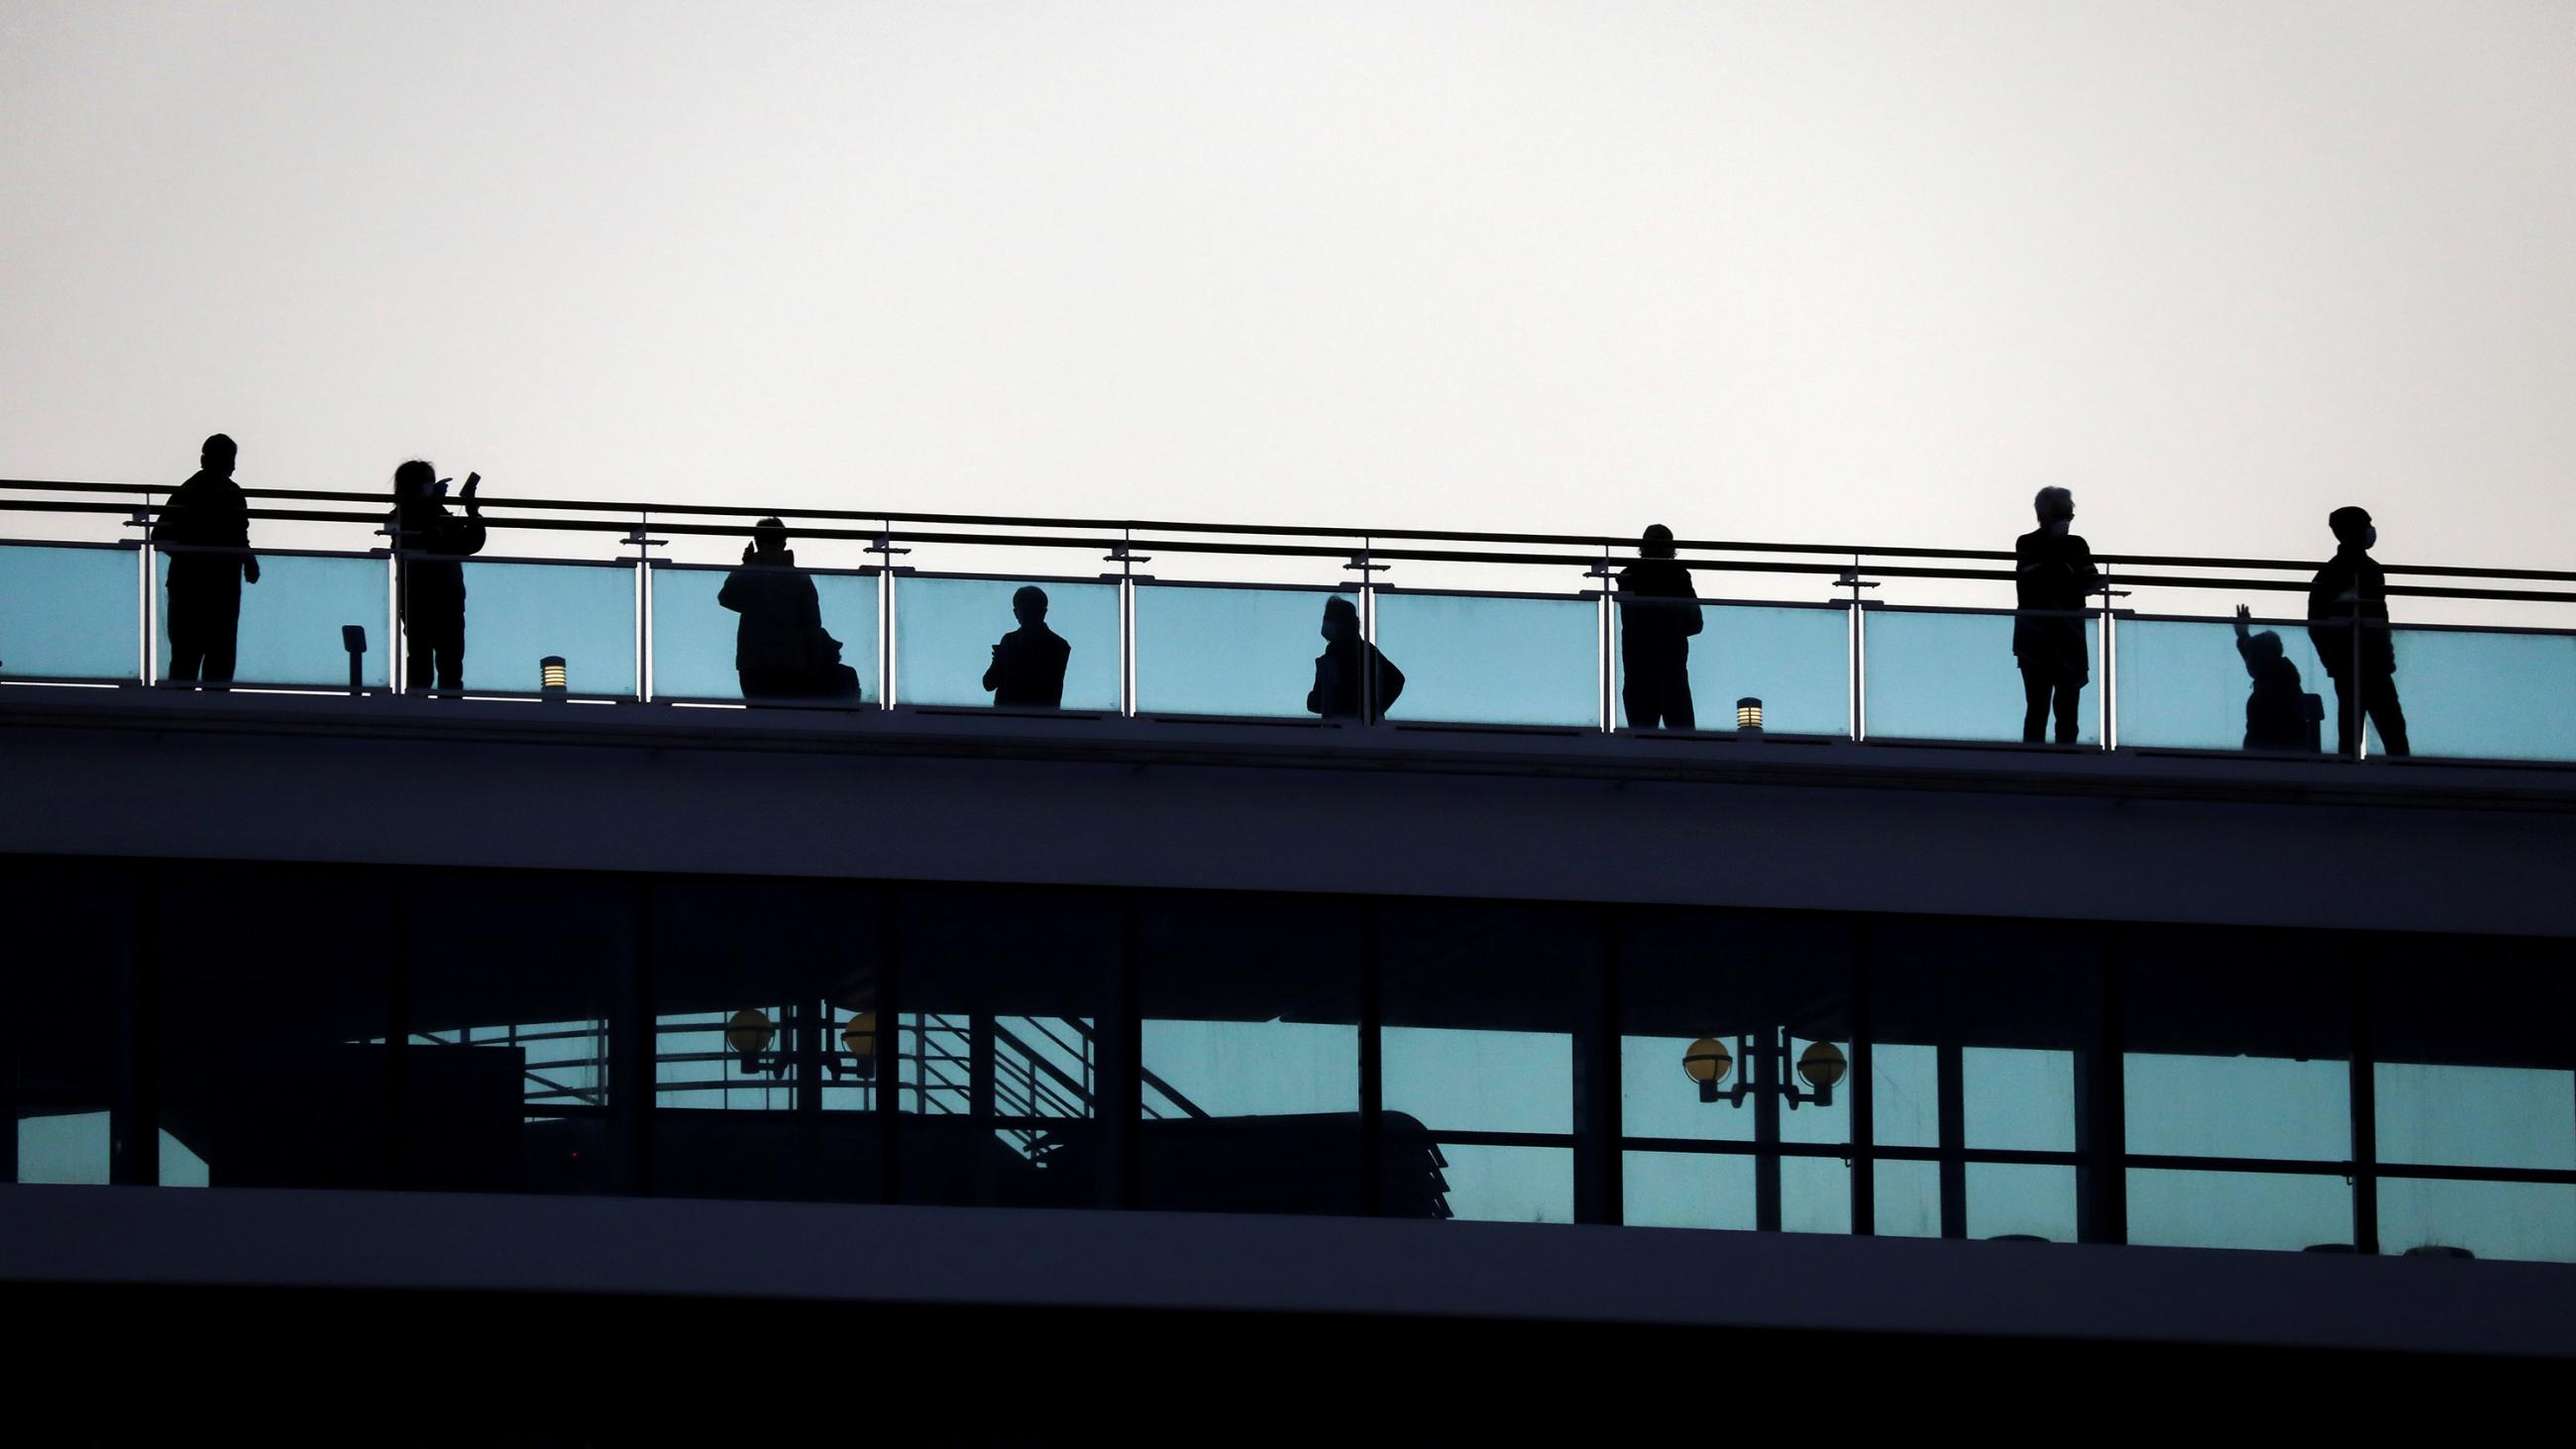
[2306,506,2409,757]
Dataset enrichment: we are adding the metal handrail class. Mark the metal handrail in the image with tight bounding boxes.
[7,475,2572,586]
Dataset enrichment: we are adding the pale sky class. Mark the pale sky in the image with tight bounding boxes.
[4,2,2572,604]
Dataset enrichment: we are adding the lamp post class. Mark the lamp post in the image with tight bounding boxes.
[1683,1028,1844,1109]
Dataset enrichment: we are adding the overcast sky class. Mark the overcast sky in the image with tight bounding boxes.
[4,1,2571,597]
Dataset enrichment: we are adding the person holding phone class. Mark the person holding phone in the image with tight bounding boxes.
[390,461,487,693]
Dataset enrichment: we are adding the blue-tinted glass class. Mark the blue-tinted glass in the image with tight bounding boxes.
[1623,1150,1756,1230]
[0,542,137,681]
[1133,583,1355,719]
[2375,1063,2576,1170]
[451,560,635,696]
[2384,626,2576,762]
[1435,1143,1573,1224]
[1874,1043,1940,1148]
[18,1114,209,1188]
[1866,608,2100,745]
[1874,1158,1943,1236]
[1782,1154,1852,1233]
[16,1111,109,1184]
[2127,1169,2351,1252]
[155,551,388,688]
[1382,1026,1570,1135]
[1369,590,1596,727]
[2116,615,2334,754]
[1968,1162,2076,1241]
[2379,1178,2576,1263]
[896,575,1119,710]
[1615,601,1849,736]
[1965,1047,2075,1152]
[2125,1054,2349,1161]
[1143,1020,1357,1116]
[1137,891,1362,1215]
[650,564,878,703]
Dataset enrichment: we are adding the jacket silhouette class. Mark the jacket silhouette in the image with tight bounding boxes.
[1616,524,1703,730]
[154,433,259,684]
[984,585,1071,708]
[391,462,487,692]
[2013,491,2099,744]
[1307,597,1403,722]
[717,520,857,702]
[2306,505,2409,756]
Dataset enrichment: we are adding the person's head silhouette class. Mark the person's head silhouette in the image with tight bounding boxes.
[201,434,237,477]
[1642,523,1676,560]
[1013,584,1049,626]
[2033,486,2076,530]
[393,460,439,500]
[1322,595,1360,643]
[2245,629,2286,665]
[752,517,789,555]
[2329,505,2375,552]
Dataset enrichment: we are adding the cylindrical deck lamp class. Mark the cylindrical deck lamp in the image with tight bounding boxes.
[540,656,568,700]
[1736,696,1764,732]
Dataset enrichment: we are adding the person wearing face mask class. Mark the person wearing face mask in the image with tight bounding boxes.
[2012,487,2099,745]
[2306,505,2409,757]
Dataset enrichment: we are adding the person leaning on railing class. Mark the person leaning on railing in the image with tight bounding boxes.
[390,461,487,694]
[153,432,260,686]
[2012,486,2099,745]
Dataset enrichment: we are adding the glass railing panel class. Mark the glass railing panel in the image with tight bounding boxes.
[0,541,138,682]
[1613,598,1849,735]
[648,562,878,705]
[152,548,388,689]
[434,558,637,697]
[2115,613,2335,755]
[1864,606,2101,746]
[2378,623,2576,763]
[1368,588,1597,728]
[1132,581,1359,721]
[894,573,1121,710]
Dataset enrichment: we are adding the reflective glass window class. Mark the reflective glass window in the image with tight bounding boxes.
[1138,891,1361,1216]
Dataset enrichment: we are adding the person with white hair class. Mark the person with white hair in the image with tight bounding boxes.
[2012,486,2099,745]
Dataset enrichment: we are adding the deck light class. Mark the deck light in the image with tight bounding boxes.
[1683,1037,1735,1102]
[726,1007,775,1071]
[840,1011,878,1081]
[540,656,568,699]
[1797,1040,1847,1092]
[1737,697,1764,732]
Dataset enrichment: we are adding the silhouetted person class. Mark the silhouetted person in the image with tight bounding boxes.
[391,461,487,693]
[2233,605,2319,753]
[155,433,260,684]
[2307,505,2409,758]
[2013,486,2099,744]
[1616,523,1703,729]
[984,584,1071,708]
[718,518,858,702]
[1306,596,1403,722]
